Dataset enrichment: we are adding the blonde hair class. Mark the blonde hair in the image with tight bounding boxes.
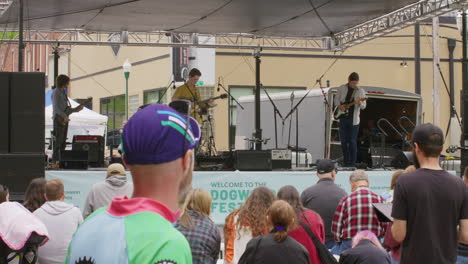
[404,165,416,174]
[179,189,212,229]
[45,179,64,201]
[390,170,404,190]
[267,200,296,243]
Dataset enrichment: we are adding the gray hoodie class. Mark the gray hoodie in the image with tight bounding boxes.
[82,175,133,218]
[33,201,83,264]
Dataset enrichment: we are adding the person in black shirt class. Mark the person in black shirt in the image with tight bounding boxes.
[392,123,468,264]
[333,72,367,167]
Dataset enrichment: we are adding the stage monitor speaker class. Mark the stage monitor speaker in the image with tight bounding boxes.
[391,151,414,169]
[60,150,88,170]
[271,149,292,170]
[9,73,45,153]
[72,135,105,167]
[0,154,45,194]
[235,150,272,171]
[329,144,343,163]
[0,73,9,153]
[370,147,400,168]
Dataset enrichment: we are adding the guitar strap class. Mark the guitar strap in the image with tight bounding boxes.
[62,88,72,108]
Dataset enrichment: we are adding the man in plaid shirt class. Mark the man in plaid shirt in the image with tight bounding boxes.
[331,170,388,255]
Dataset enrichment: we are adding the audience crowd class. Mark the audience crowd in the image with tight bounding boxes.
[1,107,467,264]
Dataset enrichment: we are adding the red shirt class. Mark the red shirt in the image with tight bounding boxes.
[332,186,388,241]
[289,209,325,264]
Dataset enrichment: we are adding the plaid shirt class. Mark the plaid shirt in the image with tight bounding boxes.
[174,210,221,264]
[332,186,388,241]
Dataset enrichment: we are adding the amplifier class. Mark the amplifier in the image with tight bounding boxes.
[72,135,105,167]
[60,150,88,170]
[235,150,272,171]
[271,149,292,170]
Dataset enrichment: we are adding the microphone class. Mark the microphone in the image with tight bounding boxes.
[172,74,176,89]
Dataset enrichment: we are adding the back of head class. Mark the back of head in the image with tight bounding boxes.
[268,200,296,242]
[107,163,126,178]
[390,170,404,190]
[411,123,444,158]
[24,178,47,212]
[179,189,212,229]
[352,230,383,249]
[350,170,368,183]
[45,179,64,201]
[238,187,276,236]
[0,184,8,203]
[277,185,304,220]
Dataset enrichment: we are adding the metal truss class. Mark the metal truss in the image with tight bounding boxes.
[0,0,11,16]
[0,30,330,51]
[333,0,468,49]
[0,0,467,51]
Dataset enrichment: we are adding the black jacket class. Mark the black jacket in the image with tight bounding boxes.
[239,232,310,264]
[339,240,391,264]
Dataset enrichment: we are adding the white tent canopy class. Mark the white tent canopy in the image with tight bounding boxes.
[45,97,108,141]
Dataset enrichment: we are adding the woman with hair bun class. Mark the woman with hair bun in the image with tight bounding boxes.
[238,200,310,264]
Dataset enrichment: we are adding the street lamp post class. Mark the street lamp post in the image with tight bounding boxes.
[123,59,132,120]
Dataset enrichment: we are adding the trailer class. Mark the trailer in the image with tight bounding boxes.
[235,86,422,168]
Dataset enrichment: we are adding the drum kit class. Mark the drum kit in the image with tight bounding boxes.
[169,94,227,157]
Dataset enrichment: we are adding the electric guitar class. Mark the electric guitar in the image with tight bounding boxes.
[333,98,367,120]
[56,98,92,127]
[195,93,228,115]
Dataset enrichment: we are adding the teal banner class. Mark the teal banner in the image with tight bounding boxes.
[46,170,401,225]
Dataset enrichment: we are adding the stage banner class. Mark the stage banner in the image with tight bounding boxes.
[46,170,398,225]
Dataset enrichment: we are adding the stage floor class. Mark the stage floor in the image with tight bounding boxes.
[46,169,401,224]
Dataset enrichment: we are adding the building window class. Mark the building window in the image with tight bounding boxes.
[129,95,139,117]
[144,88,167,104]
[228,86,307,149]
[100,95,125,131]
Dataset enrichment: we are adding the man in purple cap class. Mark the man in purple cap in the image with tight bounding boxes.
[392,123,468,264]
[66,104,200,263]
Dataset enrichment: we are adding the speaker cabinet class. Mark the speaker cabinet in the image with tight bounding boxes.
[235,150,272,171]
[0,72,45,193]
[72,135,105,167]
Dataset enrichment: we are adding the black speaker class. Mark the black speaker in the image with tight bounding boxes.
[235,150,272,171]
[0,154,45,194]
[0,73,9,153]
[72,135,105,167]
[391,151,414,169]
[60,150,88,170]
[0,72,45,194]
[10,73,45,153]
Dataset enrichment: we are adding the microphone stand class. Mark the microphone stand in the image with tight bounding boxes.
[158,75,176,104]
[317,78,330,107]
[261,84,283,149]
[218,83,244,110]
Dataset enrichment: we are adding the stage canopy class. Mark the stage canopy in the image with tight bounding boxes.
[0,0,466,50]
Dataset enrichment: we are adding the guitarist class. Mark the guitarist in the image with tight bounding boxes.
[333,72,367,167]
[52,75,84,163]
[172,68,214,124]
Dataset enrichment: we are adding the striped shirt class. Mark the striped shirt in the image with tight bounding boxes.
[332,186,388,241]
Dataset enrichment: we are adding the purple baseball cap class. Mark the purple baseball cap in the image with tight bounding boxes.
[121,104,201,165]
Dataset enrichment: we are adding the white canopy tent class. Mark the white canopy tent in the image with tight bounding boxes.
[45,98,108,143]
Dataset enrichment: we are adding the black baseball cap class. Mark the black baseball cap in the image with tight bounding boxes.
[317,159,337,174]
[411,123,444,146]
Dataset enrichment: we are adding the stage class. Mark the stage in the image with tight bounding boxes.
[45,169,404,225]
